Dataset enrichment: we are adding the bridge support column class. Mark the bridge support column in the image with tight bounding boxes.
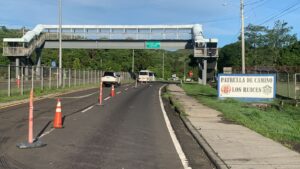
[25,58,29,81]
[35,48,42,79]
[20,57,29,81]
[198,58,207,85]
[15,57,20,79]
[202,59,207,85]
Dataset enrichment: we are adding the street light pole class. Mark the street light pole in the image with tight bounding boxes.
[58,0,63,86]
[241,0,246,74]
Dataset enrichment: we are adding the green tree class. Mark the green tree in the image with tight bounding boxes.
[72,58,81,69]
[266,20,297,65]
[218,42,241,70]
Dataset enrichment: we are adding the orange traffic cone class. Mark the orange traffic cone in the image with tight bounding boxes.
[110,85,115,97]
[53,99,63,128]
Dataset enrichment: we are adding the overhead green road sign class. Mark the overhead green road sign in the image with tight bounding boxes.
[145,41,161,49]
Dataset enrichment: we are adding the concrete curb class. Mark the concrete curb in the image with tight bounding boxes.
[166,86,229,169]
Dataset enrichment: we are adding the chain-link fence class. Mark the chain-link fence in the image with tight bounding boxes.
[0,65,133,97]
[232,67,300,100]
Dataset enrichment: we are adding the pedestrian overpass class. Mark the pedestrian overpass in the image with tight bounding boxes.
[3,24,218,84]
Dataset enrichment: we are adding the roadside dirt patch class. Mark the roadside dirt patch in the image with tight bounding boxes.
[293,143,300,153]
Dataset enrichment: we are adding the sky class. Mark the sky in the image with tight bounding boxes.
[0,0,300,47]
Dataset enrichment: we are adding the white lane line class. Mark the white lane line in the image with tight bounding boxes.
[117,91,121,95]
[104,96,111,101]
[59,91,98,99]
[125,88,128,91]
[81,106,94,113]
[38,128,55,139]
[159,85,192,169]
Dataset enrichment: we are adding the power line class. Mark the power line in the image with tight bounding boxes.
[199,17,238,24]
[263,5,300,24]
[245,0,268,13]
[258,1,300,25]
[244,0,266,6]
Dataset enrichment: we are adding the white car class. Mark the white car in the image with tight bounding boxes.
[102,71,121,87]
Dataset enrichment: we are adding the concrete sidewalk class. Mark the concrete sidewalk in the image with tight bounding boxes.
[167,84,300,169]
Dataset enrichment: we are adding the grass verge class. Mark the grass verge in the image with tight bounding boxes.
[181,83,300,152]
[162,90,188,116]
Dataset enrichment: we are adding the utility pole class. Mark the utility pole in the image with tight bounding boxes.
[162,52,165,80]
[22,27,25,47]
[132,49,135,73]
[241,0,246,74]
[58,0,63,86]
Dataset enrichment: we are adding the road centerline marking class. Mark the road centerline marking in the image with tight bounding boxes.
[81,106,94,113]
[125,88,128,91]
[117,91,121,95]
[38,128,55,139]
[104,96,111,101]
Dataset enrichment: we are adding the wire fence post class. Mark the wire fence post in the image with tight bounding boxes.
[56,68,59,89]
[79,70,81,86]
[74,69,77,86]
[25,65,29,81]
[83,70,86,85]
[69,68,71,88]
[93,70,95,84]
[63,68,66,88]
[49,67,52,89]
[295,73,297,100]
[287,73,290,98]
[21,66,24,96]
[94,70,96,84]
[8,64,11,97]
[87,70,89,85]
[41,66,44,91]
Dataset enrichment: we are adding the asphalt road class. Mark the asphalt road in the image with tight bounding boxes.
[0,83,185,169]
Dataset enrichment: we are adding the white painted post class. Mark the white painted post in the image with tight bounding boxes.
[74,69,77,86]
[56,68,59,89]
[69,68,71,88]
[8,65,11,97]
[49,67,52,89]
[41,66,44,91]
[21,67,24,96]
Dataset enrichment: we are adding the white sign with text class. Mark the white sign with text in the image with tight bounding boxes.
[218,74,276,99]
